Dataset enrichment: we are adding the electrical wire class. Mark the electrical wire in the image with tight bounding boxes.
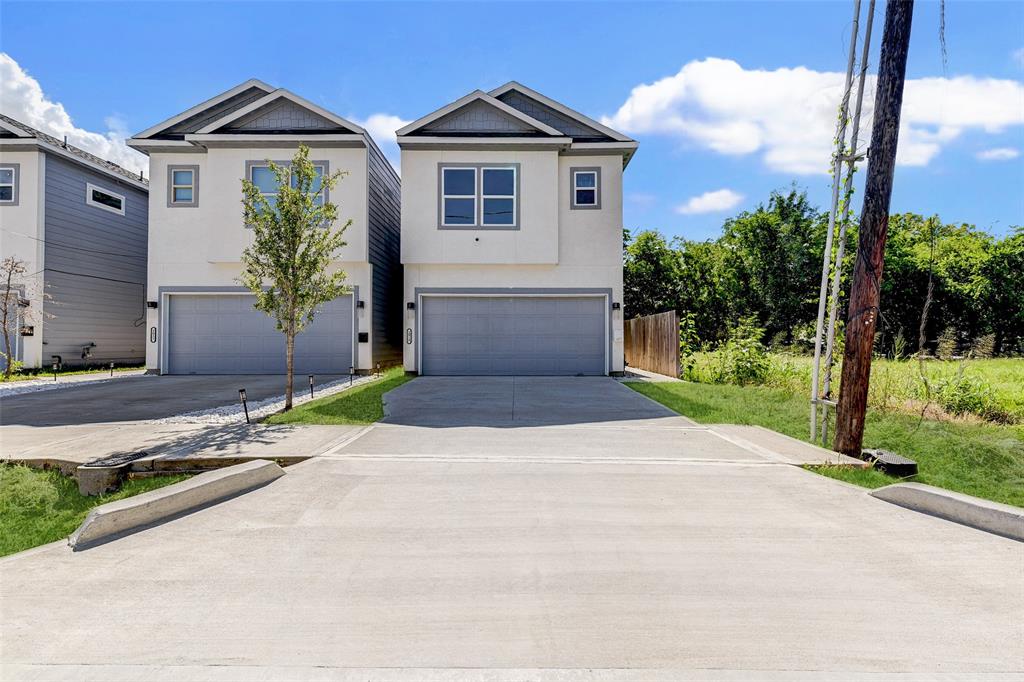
[5,230,145,259]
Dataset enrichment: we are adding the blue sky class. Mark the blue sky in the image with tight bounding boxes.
[2,1,1022,240]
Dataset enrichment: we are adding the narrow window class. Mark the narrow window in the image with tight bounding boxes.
[86,183,125,215]
[481,167,516,226]
[168,165,199,207]
[572,169,600,209]
[0,166,16,204]
[442,167,476,226]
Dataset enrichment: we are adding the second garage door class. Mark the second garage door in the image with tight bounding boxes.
[166,294,353,374]
[421,296,606,376]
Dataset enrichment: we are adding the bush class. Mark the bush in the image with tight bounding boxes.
[709,318,772,386]
[935,373,1001,420]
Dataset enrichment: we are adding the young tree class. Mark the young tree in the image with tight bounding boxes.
[0,256,50,380]
[240,144,351,410]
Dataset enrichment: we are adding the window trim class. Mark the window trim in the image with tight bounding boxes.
[570,167,601,210]
[85,182,126,216]
[167,164,199,208]
[440,166,477,228]
[0,163,19,206]
[244,159,330,227]
[437,162,521,230]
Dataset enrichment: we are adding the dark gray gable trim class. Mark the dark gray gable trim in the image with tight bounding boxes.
[412,287,614,375]
[569,166,601,210]
[160,86,271,137]
[497,91,611,141]
[156,286,358,375]
[223,99,353,134]
[166,165,199,208]
[0,162,20,206]
[437,162,520,230]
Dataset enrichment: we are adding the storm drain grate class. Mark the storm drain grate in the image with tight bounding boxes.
[82,451,151,468]
[864,448,918,477]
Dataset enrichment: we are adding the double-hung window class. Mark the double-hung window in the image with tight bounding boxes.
[168,165,199,207]
[247,161,327,220]
[0,164,17,205]
[440,164,518,228]
[571,167,601,209]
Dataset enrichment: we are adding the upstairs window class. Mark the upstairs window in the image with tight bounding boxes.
[440,164,519,229]
[441,167,476,226]
[571,168,601,209]
[86,183,125,216]
[481,167,516,226]
[0,165,17,205]
[248,161,326,217]
[168,165,199,207]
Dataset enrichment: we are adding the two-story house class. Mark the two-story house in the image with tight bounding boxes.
[0,114,149,370]
[127,80,401,375]
[397,82,636,376]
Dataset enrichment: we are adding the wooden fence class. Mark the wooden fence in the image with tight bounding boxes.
[624,310,680,378]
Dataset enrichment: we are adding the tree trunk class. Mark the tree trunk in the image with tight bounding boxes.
[285,329,295,411]
[2,267,14,381]
[834,0,914,456]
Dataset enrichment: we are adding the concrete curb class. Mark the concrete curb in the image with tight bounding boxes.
[871,483,1024,541]
[68,460,285,550]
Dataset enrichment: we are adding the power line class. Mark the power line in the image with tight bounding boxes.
[5,230,145,259]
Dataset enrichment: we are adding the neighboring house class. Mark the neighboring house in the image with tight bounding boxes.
[0,114,149,370]
[397,82,637,376]
[127,80,401,375]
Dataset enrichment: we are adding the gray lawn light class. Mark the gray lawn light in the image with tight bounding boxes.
[308,374,314,399]
[109,362,115,377]
[239,388,250,424]
[52,361,58,381]
[349,365,354,386]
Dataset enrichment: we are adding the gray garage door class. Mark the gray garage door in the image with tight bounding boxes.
[421,296,606,376]
[167,294,353,374]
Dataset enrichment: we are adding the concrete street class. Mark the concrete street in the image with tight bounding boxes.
[1,377,1022,680]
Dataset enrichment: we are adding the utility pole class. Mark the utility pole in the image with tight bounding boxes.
[834,0,914,456]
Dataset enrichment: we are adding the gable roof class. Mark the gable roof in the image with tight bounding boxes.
[0,113,148,187]
[133,79,275,139]
[489,81,633,143]
[194,89,365,135]
[396,90,565,138]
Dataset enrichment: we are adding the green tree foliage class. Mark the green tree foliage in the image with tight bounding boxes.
[240,144,351,410]
[623,188,1022,356]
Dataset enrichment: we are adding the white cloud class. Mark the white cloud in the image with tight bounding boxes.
[675,188,744,215]
[0,53,146,175]
[352,112,410,173]
[976,147,1020,161]
[1014,47,1024,69]
[627,192,657,210]
[604,58,1024,174]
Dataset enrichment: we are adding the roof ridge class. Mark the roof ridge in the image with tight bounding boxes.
[0,113,148,185]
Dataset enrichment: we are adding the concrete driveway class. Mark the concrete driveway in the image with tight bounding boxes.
[0,374,345,426]
[2,377,1022,679]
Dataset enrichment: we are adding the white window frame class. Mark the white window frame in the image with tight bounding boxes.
[169,167,196,206]
[572,170,598,207]
[441,166,478,227]
[85,182,125,216]
[480,166,517,227]
[0,165,16,204]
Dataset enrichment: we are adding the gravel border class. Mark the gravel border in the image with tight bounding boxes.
[150,373,381,425]
[0,371,148,398]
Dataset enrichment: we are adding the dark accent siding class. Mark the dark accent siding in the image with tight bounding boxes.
[42,154,148,366]
[365,144,402,368]
[159,86,268,138]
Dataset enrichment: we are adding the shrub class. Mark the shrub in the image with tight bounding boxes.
[710,317,772,386]
[935,373,998,420]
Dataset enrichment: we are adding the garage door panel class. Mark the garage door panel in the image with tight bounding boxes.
[167,294,352,374]
[421,296,605,376]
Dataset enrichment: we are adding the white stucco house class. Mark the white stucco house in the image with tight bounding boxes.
[397,82,636,376]
[127,80,401,375]
[0,115,149,370]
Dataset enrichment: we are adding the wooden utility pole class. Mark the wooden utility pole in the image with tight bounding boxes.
[834,0,914,456]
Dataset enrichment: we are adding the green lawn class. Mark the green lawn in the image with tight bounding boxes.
[265,368,413,425]
[627,381,1024,506]
[0,466,191,557]
[1,365,144,383]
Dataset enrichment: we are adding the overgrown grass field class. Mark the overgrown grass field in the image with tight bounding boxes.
[628,380,1024,507]
[0,466,191,556]
[265,367,413,425]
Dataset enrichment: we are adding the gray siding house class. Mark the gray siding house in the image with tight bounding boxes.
[0,115,149,369]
